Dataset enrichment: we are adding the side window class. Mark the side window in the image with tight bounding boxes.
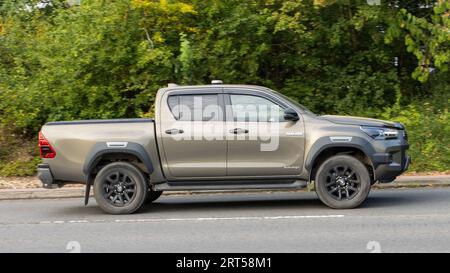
[229,94,285,122]
[167,94,220,121]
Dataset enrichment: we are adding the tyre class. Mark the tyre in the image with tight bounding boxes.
[145,190,163,204]
[315,155,371,209]
[93,162,148,214]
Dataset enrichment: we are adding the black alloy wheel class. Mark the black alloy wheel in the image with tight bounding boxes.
[102,171,137,207]
[315,155,371,209]
[94,162,147,214]
[325,165,360,200]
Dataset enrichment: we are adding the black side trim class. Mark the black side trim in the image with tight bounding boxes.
[154,180,307,191]
[45,118,154,126]
[168,179,296,186]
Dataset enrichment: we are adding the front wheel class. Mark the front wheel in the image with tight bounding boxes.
[93,162,148,214]
[315,155,371,209]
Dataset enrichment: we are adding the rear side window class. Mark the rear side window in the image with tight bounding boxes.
[167,94,221,121]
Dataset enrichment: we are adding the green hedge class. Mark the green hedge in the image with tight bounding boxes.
[382,92,450,172]
[0,0,449,176]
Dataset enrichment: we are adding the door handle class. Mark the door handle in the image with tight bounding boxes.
[165,128,184,134]
[229,128,249,134]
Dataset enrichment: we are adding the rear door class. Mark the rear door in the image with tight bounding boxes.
[224,89,305,177]
[159,89,227,179]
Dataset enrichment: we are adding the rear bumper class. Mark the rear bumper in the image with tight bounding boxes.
[37,164,57,189]
[373,142,410,183]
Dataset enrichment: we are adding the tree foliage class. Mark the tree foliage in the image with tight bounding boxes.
[0,0,449,174]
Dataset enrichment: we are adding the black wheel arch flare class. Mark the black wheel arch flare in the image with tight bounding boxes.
[305,136,377,181]
[82,142,154,205]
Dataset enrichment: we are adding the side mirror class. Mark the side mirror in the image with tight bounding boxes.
[284,108,299,122]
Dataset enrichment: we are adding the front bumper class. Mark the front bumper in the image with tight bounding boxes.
[373,142,410,183]
[37,163,57,189]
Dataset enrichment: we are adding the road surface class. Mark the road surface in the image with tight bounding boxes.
[1,187,449,252]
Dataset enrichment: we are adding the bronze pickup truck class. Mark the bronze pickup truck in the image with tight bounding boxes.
[38,81,410,214]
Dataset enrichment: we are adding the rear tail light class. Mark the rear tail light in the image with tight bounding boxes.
[38,131,56,158]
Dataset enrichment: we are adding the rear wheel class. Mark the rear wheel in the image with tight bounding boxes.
[93,162,147,214]
[315,155,371,209]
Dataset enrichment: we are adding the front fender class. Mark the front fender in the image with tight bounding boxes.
[305,136,376,172]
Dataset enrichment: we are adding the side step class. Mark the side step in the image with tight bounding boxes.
[153,180,308,192]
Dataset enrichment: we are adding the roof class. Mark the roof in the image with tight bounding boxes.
[162,84,272,92]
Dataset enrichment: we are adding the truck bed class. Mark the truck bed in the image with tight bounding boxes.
[40,118,160,183]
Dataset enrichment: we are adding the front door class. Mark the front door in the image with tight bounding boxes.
[225,91,305,177]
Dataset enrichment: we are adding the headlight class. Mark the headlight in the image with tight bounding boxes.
[360,126,399,140]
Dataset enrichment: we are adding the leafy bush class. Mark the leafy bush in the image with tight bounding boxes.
[0,0,448,176]
[381,89,450,172]
[0,126,40,176]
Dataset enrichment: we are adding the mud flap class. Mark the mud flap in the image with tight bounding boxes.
[84,178,92,205]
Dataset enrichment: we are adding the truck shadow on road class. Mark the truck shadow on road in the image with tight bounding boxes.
[142,196,325,213]
[139,188,448,214]
[54,188,449,216]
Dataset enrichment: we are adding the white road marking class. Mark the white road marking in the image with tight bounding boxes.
[37,214,344,225]
[68,220,89,223]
